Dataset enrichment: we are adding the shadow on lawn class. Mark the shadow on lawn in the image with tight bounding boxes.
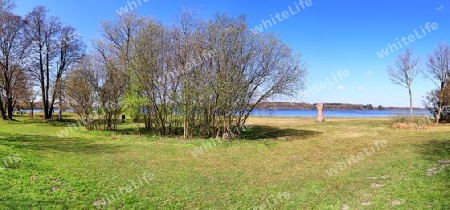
[114,127,166,136]
[0,132,124,154]
[241,125,322,140]
[417,140,450,162]
[11,118,80,128]
[110,125,322,141]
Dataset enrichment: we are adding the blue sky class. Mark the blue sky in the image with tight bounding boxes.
[13,0,450,107]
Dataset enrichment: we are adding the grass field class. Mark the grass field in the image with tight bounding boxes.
[0,116,449,209]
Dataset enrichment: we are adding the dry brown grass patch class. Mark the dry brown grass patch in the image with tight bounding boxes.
[391,122,436,130]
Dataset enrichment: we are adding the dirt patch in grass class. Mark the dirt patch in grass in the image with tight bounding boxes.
[426,160,450,176]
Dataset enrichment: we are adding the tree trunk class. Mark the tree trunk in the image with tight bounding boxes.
[408,87,413,119]
[59,106,62,121]
[436,102,443,123]
[7,97,13,120]
[39,49,49,119]
[0,95,6,120]
[436,81,446,123]
[59,88,63,121]
[183,106,189,139]
[45,49,52,120]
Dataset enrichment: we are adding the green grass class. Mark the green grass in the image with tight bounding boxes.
[0,116,449,209]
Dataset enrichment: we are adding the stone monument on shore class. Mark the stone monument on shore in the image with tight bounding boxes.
[315,103,324,121]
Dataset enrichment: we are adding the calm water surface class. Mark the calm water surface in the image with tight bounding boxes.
[251,109,430,118]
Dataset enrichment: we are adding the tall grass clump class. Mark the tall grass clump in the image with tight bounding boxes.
[391,115,435,130]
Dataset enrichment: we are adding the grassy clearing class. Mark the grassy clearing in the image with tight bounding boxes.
[0,116,449,209]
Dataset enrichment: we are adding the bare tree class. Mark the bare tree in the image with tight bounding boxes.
[203,14,305,138]
[96,57,127,131]
[24,88,39,118]
[426,42,450,122]
[86,11,308,138]
[93,12,143,130]
[132,18,174,135]
[0,6,28,120]
[387,48,420,117]
[172,10,201,138]
[65,56,97,129]
[0,0,14,15]
[24,6,84,120]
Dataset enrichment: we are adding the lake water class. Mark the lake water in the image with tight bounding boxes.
[251,109,431,118]
[19,108,431,118]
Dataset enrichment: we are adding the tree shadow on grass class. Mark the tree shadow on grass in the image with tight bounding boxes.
[110,125,322,141]
[240,125,322,141]
[415,139,450,198]
[417,140,450,162]
[0,132,124,154]
[114,127,161,135]
[9,118,80,128]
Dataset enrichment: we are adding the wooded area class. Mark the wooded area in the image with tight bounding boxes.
[0,0,307,139]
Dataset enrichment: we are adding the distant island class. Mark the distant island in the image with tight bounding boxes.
[257,102,427,110]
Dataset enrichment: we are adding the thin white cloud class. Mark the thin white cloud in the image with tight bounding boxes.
[366,71,373,76]
[338,86,344,90]
[437,5,444,11]
[357,86,365,90]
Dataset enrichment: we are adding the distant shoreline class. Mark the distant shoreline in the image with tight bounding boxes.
[251,109,430,118]
[257,102,427,111]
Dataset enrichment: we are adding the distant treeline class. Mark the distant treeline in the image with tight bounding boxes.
[257,102,426,110]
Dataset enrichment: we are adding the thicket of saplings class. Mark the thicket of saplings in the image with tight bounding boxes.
[0,0,306,139]
[67,12,306,139]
